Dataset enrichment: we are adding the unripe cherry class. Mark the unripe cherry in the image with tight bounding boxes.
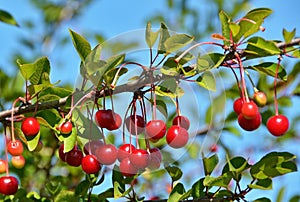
[253,91,267,107]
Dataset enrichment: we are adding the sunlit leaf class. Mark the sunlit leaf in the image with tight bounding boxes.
[166,166,183,182]
[26,131,41,151]
[63,127,77,153]
[164,34,194,53]
[146,22,159,48]
[0,9,19,26]
[197,53,225,71]
[203,154,219,175]
[69,29,91,62]
[158,22,171,53]
[196,71,216,91]
[244,37,281,59]
[203,173,232,187]
[250,62,287,81]
[191,178,205,199]
[167,183,185,202]
[248,178,272,190]
[283,28,296,43]
[219,10,231,46]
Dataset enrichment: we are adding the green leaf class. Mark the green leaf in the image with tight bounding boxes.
[26,131,41,151]
[254,197,271,202]
[156,98,168,118]
[196,71,216,91]
[223,156,250,174]
[197,53,225,71]
[45,181,62,196]
[63,127,77,153]
[28,83,54,98]
[283,28,296,43]
[237,8,272,40]
[98,188,114,200]
[158,22,171,53]
[289,195,300,202]
[248,178,272,190]
[166,166,183,182]
[250,151,297,180]
[191,178,205,199]
[55,190,78,202]
[164,34,194,53]
[85,44,102,63]
[103,67,128,86]
[229,22,240,39]
[18,57,51,85]
[75,180,90,196]
[167,183,185,202]
[0,9,19,26]
[146,22,159,48]
[69,29,91,62]
[276,187,285,202]
[244,37,281,59]
[251,62,287,81]
[203,154,219,175]
[156,78,184,98]
[219,10,231,46]
[203,173,232,187]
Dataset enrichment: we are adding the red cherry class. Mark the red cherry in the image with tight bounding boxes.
[253,91,267,107]
[65,147,83,167]
[95,144,117,165]
[172,115,190,130]
[81,155,101,174]
[21,117,40,136]
[233,97,244,115]
[125,115,145,135]
[83,140,104,155]
[238,113,261,131]
[149,148,162,162]
[147,149,162,170]
[145,120,166,140]
[60,121,73,135]
[0,159,7,174]
[106,112,122,131]
[0,176,19,195]
[267,115,289,136]
[241,101,259,119]
[119,157,138,177]
[58,144,67,162]
[130,149,149,169]
[117,144,136,162]
[7,140,23,156]
[166,125,189,148]
[210,144,218,152]
[11,155,25,169]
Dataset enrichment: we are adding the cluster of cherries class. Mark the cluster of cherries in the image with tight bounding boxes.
[57,106,191,177]
[233,91,289,136]
[0,117,40,195]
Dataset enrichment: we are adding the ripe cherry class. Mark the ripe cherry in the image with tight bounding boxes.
[83,140,104,155]
[60,121,73,135]
[81,154,101,174]
[21,117,40,136]
[7,140,23,156]
[0,159,7,174]
[0,176,19,195]
[145,120,166,140]
[58,144,67,162]
[233,97,244,115]
[130,149,149,169]
[149,147,162,162]
[147,148,162,170]
[172,115,190,130]
[166,125,189,148]
[210,144,218,152]
[65,147,83,167]
[267,115,289,136]
[95,144,117,165]
[117,144,136,162]
[241,101,259,120]
[95,109,122,130]
[253,91,267,107]
[238,113,261,131]
[125,115,145,135]
[119,157,138,177]
[11,155,25,169]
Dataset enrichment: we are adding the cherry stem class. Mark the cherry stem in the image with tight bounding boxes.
[175,41,223,63]
[10,97,22,142]
[235,52,249,102]
[228,64,242,96]
[274,56,282,115]
[244,69,258,93]
[175,96,181,116]
[4,127,10,176]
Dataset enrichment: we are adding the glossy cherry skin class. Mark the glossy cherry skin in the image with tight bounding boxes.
[172,115,190,130]
[130,149,149,169]
[253,91,267,107]
[95,144,118,165]
[11,155,25,169]
[95,109,122,130]
[267,115,289,136]
[166,125,189,148]
[0,159,7,174]
[60,121,73,135]
[81,154,101,174]
[125,115,145,135]
[65,147,83,167]
[238,113,261,131]
[147,148,162,170]
[0,176,19,195]
[145,120,166,140]
[117,144,136,162]
[21,117,40,136]
[119,157,138,177]
[241,101,259,120]
[106,112,122,131]
[149,148,162,162]
[83,140,104,155]
[7,140,23,156]
[58,144,67,162]
[233,97,244,115]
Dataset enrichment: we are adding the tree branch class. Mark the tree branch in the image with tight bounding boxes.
[276,38,300,49]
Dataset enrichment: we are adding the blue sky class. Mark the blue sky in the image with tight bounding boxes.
[1,0,300,201]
